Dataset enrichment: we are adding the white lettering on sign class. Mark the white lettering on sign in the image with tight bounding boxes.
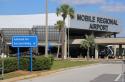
[14,38,30,41]
[76,14,118,31]
[70,13,120,32]
[12,35,38,47]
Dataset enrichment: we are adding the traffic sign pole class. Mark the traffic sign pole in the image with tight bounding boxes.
[30,47,32,72]
[17,47,20,70]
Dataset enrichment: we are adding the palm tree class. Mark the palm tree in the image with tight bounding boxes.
[56,4,75,59]
[55,20,64,58]
[80,34,95,60]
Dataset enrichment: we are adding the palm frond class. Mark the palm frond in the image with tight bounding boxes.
[69,7,75,19]
[55,20,64,31]
[56,4,75,21]
[80,40,90,49]
[80,34,96,49]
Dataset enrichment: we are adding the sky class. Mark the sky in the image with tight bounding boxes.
[0,0,125,37]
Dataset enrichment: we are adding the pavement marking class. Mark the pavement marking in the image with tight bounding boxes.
[91,74,118,82]
[114,74,122,81]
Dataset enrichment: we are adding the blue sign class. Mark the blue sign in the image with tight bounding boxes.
[12,35,38,47]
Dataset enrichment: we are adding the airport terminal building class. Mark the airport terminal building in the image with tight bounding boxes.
[0,13,123,59]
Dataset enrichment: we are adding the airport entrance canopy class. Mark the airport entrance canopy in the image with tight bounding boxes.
[95,38,125,45]
[68,28,118,37]
[70,38,125,45]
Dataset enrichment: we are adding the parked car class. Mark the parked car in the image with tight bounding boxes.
[99,50,106,58]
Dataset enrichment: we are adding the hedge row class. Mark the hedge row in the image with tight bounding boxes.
[0,55,54,73]
[0,57,18,73]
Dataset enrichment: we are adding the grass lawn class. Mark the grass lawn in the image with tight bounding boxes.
[0,71,26,80]
[1,60,98,80]
[51,60,98,70]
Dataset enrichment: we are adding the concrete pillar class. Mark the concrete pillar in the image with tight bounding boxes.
[7,45,10,55]
[35,47,38,55]
[6,44,9,56]
[95,45,98,59]
[119,44,122,56]
[113,45,117,59]
[32,46,38,55]
[4,44,6,55]
[114,33,116,38]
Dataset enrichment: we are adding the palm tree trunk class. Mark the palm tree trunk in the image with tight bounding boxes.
[61,27,65,59]
[87,47,90,60]
[62,19,66,59]
[57,32,61,58]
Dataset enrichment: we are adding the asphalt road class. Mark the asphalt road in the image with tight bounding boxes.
[17,63,122,82]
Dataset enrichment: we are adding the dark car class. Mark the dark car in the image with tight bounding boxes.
[99,50,106,58]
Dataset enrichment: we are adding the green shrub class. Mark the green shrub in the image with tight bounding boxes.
[48,55,54,65]
[20,57,30,70]
[0,57,18,73]
[0,55,54,73]
[19,55,54,71]
[33,56,54,71]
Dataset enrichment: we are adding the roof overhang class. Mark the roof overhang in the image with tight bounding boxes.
[70,38,125,45]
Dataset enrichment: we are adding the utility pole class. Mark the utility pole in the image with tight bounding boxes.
[45,0,48,56]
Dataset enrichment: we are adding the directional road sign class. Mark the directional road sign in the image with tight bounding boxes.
[12,35,38,47]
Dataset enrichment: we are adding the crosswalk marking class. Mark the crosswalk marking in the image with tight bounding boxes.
[114,74,122,81]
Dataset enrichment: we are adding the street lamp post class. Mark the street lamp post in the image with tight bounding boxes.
[45,0,48,56]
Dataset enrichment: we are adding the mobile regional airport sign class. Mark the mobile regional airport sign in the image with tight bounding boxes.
[12,35,38,47]
[70,13,120,32]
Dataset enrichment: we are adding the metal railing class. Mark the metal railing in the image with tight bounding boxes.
[1,27,60,43]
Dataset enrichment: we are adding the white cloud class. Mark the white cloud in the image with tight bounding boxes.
[101,3,125,12]
[52,0,125,12]
[52,0,105,5]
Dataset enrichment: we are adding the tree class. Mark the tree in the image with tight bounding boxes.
[55,20,64,58]
[56,4,75,59]
[80,34,95,60]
